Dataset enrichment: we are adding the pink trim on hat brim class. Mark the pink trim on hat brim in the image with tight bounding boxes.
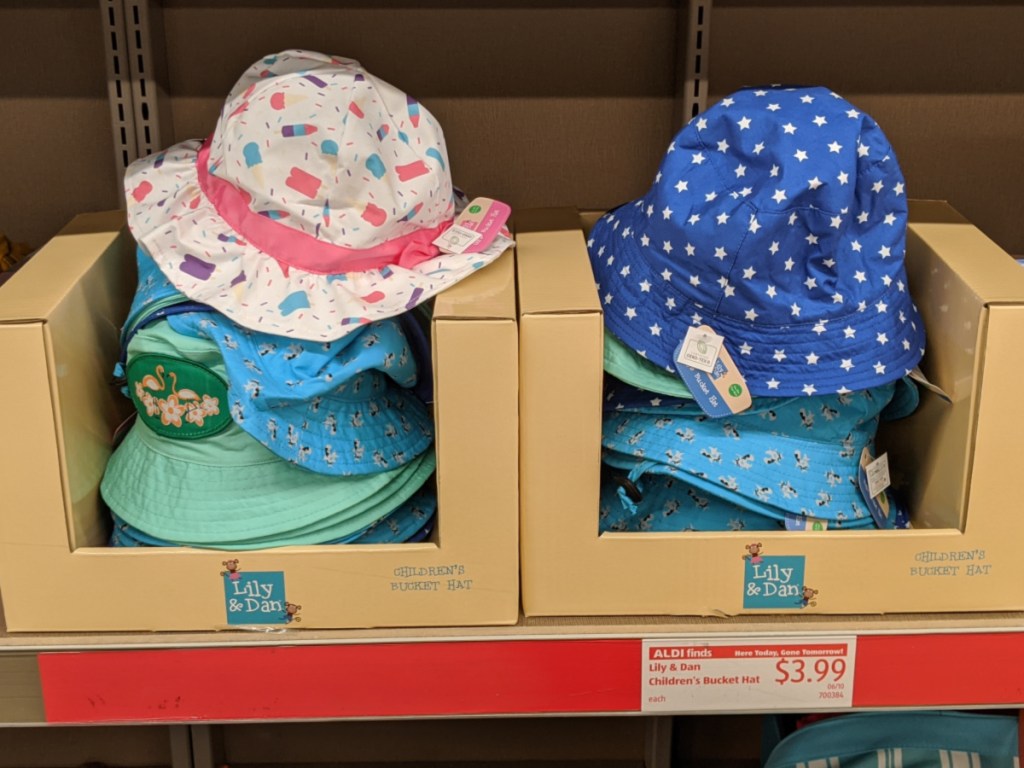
[196,139,450,275]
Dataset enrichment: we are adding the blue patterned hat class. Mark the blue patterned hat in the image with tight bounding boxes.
[166,311,433,476]
[588,85,925,397]
[600,467,782,533]
[601,378,918,527]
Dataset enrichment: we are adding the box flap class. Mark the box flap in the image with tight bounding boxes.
[908,201,1024,303]
[432,248,515,321]
[515,208,601,316]
[0,211,127,324]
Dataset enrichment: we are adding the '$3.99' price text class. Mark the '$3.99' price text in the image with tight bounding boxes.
[774,658,847,687]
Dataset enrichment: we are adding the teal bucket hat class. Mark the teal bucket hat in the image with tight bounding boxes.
[100,318,436,548]
[604,330,693,399]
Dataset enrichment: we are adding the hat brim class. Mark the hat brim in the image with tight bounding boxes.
[100,420,436,545]
[590,204,927,397]
[126,141,506,342]
[604,329,693,398]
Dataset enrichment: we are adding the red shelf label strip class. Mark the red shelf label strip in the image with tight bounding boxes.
[39,639,641,723]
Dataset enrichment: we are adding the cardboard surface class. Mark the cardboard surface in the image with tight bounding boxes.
[517,203,1024,617]
[0,214,519,632]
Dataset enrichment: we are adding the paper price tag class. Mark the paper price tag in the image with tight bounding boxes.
[857,448,893,528]
[433,224,483,255]
[642,636,856,712]
[864,452,890,499]
[672,325,752,418]
[677,326,723,373]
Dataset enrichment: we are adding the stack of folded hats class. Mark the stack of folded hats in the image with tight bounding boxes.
[100,50,510,549]
[588,85,925,533]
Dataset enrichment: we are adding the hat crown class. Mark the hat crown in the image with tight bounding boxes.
[207,50,454,250]
[640,85,907,328]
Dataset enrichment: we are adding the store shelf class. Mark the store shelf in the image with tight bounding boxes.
[1,611,1021,725]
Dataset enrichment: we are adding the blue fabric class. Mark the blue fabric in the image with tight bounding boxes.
[763,711,1019,767]
[166,311,433,476]
[601,379,917,526]
[600,466,782,533]
[588,85,925,397]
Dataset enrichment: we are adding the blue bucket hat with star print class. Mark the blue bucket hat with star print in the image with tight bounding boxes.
[601,377,919,528]
[588,85,925,397]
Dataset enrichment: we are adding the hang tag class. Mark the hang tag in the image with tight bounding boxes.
[857,448,893,528]
[433,224,483,254]
[447,197,511,254]
[673,325,752,418]
[784,514,829,531]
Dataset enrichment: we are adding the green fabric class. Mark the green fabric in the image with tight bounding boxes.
[100,319,435,548]
[603,330,693,398]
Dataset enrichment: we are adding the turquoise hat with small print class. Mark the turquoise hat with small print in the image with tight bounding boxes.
[100,318,436,548]
[600,465,781,533]
[601,378,918,528]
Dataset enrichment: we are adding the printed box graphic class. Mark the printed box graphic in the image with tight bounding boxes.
[743,555,808,609]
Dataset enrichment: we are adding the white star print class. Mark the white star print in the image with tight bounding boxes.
[692,152,705,165]
[649,323,662,336]
[830,215,843,229]
[802,384,817,395]
[773,349,787,362]
[622,226,631,237]
[813,115,827,126]
[620,265,630,277]
[737,116,752,130]
[688,275,699,287]
[738,186,753,197]
[806,352,819,365]
[666,297,676,309]
[646,204,654,217]
[604,293,612,304]
[879,245,891,258]
[625,307,637,319]
[640,280,651,292]
[684,243,695,256]
[767,378,780,390]
[661,268,672,280]
[897,280,905,292]
[791,303,801,317]
[832,292,844,304]
[714,247,728,260]
[640,234,650,247]
[837,386,852,395]
[696,118,708,130]
[857,144,870,157]
[724,284,736,298]
[840,359,854,371]
[772,189,787,203]
[688,214,701,225]
[828,141,843,153]
[716,212,730,225]
[749,216,761,233]
[722,97,735,107]
[851,240,863,252]
[837,171,849,185]
[794,149,809,162]
[801,94,815,104]
[649,397,661,406]
[813,322,828,334]
[883,212,897,226]
[663,241,673,254]
[770,164,780,177]
[739,342,752,355]
[902,339,911,350]
[846,108,860,118]
[808,176,822,189]
[705,191,718,202]
[874,362,886,375]
[882,275,893,287]
[753,142,765,155]
[691,313,702,324]
[782,122,797,134]
[876,301,888,313]
[745,308,758,321]
[893,182,904,195]
[742,266,756,279]
[767,103,781,112]
[877,332,888,344]
[735,164,747,177]
[857,211,869,224]
[823,258,836,268]
[804,277,817,289]
[662,206,673,220]
[769,241,780,255]
[766,285,777,298]
[754,89,767,96]
[717,139,730,152]
[788,212,798,226]
[784,258,795,271]
[805,233,819,245]
[844,327,856,338]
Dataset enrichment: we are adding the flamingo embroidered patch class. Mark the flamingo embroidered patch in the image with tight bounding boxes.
[127,354,232,439]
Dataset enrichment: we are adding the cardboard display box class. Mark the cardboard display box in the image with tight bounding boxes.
[0,212,519,632]
[517,201,1024,616]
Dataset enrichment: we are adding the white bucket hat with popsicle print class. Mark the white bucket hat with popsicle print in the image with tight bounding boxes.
[125,50,503,341]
